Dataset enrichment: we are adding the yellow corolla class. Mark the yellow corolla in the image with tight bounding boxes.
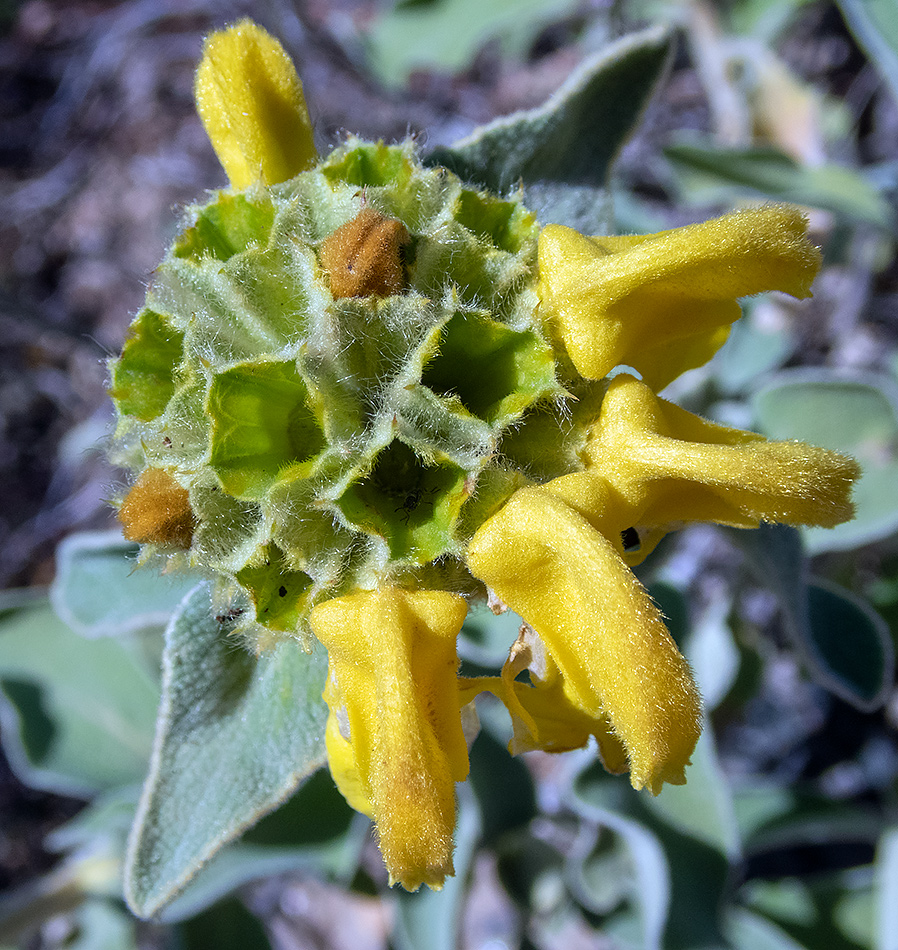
[310,588,470,891]
[464,380,860,797]
[537,207,821,390]
[577,373,860,563]
[465,484,702,795]
[194,19,317,188]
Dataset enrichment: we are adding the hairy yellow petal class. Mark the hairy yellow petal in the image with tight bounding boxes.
[195,19,317,189]
[323,676,373,817]
[461,666,629,774]
[310,587,468,891]
[585,374,860,540]
[538,205,821,389]
[467,487,702,794]
[503,626,630,771]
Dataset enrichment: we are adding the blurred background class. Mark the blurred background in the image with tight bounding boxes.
[1,0,897,948]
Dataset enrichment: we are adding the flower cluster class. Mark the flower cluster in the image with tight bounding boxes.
[111,20,859,891]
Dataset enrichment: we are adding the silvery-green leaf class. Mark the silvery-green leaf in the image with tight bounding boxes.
[726,907,810,950]
[687,592,741,711]
[731,524,893,711]
[159,770,363,923]
[66,900,139,950]
[429,25,672,201]
[51,531,203,638]
[521,181,615,236]
[571,760,732,950]
[0,600,158,797]
[570,767,670,950]
[365,0,580,88]
[709,299,796,396]
[836,887,876,950]
[740,873,876,950]
[665,139,897,232]
[124,584,329,918]
[566,821,638,917]
[732,785,796,846]
[806,579,893,711]
[46,786,139,855]
[644,723,741,860]
[753,370,898,552]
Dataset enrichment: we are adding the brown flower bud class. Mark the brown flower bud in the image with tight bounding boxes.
[320,207,409,299]
[119,468,195,549]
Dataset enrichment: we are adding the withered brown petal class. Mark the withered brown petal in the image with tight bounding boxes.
[119,468,195,549]
[320,207,410,299]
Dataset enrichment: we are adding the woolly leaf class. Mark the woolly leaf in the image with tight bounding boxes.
[124,584,328,918]
[753,370,898,551]
[51,531,201,638]
[429,26,672,200]
[0,600,158,796]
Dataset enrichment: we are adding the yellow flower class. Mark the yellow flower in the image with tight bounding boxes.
[537,206,821,390]
[466,484,703,794]
[464,375,859,797]
[461,623,631,774]
[171,20,861,893]
[195,19,317,188]
[574,373,861,564]
[309,588,470,891]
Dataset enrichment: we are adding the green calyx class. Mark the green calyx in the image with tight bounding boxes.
[110,137,584,646]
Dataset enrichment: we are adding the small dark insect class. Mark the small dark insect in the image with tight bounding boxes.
[215,606,245,625]
[278,585,288,597]
[395,486,438,524]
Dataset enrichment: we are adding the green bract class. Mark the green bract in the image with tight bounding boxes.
[109,138,581,649]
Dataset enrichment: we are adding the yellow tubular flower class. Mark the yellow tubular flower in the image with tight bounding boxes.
[113,13,867,900]
[458,633,629,770]
[537,205,821,390]
[309,588,470,891]
[466,486,702,795]
[195,20,317,189]
[580,374,860,563]
[500,625,630,772]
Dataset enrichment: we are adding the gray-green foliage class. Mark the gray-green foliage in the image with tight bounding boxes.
[2,450,895,945]
[753,370,898,552]
[429,25,673,232]
[733,522,894,712]
[51,531,201,637]
[364,0,581,87]
[124,583,330,917]
[0,540,351,947]
[0,597,158,797]
[665,139,897,234]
